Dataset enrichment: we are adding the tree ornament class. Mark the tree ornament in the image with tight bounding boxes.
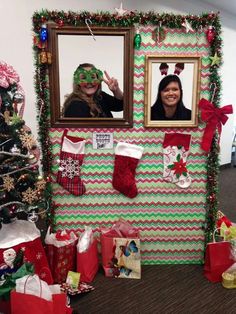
[209,52,220,66]
[181,19,193,33]
[57,19,64,27]
[39,24,48,42]
[27,210,38,223]
[206,26,215,44]
[115,2,128,16]
[152,24,166,43]
[134,28,142,49]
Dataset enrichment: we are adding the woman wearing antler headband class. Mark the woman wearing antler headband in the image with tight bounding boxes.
[151,74,191,121]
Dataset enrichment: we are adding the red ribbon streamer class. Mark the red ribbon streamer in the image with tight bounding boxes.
[199,98,233,152]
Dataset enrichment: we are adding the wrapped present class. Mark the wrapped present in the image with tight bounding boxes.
[45,228,77,284]
[0,220,53,285]
[100,218,141,279]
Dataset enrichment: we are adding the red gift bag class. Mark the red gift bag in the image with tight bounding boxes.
[77,239,99,282]
[10,275,70,314]
[0,220,53,285]
[204,230,234,282]
[45,228,77,284]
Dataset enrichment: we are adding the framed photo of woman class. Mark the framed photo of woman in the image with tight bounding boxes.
[47,24,134,128]
[144,55,201,128]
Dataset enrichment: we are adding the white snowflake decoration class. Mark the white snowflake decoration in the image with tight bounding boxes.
[59,157,80,179]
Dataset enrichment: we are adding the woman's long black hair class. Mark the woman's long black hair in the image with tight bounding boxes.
[151,74,190,120]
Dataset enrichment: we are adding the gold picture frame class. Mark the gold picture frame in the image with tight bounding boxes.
[144,55,201,128]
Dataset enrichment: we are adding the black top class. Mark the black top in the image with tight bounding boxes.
[151,103,192,121]
[64,91,123,118]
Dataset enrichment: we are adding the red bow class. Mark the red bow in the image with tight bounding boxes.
[199,98,233,152]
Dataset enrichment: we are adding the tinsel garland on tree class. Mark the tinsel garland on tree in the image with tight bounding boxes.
[32,10,222,243]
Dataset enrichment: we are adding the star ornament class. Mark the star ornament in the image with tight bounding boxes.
[210,52,221,66]
[181,19,193,33]
[115,2,128,16]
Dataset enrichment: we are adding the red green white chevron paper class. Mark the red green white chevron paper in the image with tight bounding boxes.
[49,26,211,265]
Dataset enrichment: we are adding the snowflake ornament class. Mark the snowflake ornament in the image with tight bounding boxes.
[59,157,80,179]
[19,131,36,150]
[22,187,38,204]
[3,175,15,192]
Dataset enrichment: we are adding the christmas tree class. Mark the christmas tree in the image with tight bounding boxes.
[0,60,48,229]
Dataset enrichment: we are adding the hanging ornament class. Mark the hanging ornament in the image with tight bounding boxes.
[39,24,48,42]
[206,26,215,44]
[181,19,193,33]
[209,52,220,66]
[57,19,64,27]
[115,2,128,16]
[39,51,52,65]
[27,211,38,223]
[134,27,142,49]
[10,144,21,154]
[152,24,166,43]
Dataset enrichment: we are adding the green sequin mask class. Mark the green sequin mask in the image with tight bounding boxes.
[73,67,103,85]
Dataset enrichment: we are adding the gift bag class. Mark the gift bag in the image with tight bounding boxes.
[45,228,77,284]
[0,220,53,285]
[10,275,69,314]
[77,227,99,282]
[100,219,141,279]
[203,229,234,283]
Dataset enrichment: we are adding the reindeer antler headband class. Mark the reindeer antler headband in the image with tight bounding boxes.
[159,62,185,76]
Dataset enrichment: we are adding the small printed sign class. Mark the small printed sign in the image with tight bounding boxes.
[93,132,113,149]
[92,132,113,150]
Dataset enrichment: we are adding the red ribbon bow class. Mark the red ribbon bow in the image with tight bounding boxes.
[199,98,233,152]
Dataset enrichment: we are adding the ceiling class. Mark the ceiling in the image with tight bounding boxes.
[200,0,236,17]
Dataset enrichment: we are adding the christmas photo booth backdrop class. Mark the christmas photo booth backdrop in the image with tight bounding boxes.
[33,11,226,264]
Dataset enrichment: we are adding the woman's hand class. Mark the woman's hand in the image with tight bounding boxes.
[103,70,123,100]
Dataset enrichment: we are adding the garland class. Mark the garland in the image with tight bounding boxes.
[32,9,222,242]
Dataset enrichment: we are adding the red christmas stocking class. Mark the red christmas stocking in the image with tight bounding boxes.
[112,142,144,198]
[163,133,191,188]
[57,130,86,196]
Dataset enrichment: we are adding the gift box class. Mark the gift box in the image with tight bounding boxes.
[45,228,77,284]
[100,219,141,279]
[0,220,53,285]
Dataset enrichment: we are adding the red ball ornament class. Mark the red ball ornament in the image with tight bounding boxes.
[206,26,215,44]
[57,19,64,27]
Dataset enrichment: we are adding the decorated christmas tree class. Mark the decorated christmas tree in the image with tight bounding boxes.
[0,61,48,229]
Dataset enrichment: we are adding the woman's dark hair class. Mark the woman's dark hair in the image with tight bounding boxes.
[62,63,103,117]
[151,74,191,120]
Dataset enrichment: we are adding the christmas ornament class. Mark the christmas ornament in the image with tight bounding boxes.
[39,24,48,42]
[39,51,52,64]
[57,19,64,27]
[57,130,86,196]
[115,2,128,16]
[152,25,166,43]
[3,176,15,192]
[22,187,38,204]
[134,28,141,49]
[181,19,193,33]
[10,144,21,154]
[19,131,36,150]
[27,211,38,223]
[163,133,192,189]
[112,142,144,198]
[209,52,221,66]
[206,26,215,44]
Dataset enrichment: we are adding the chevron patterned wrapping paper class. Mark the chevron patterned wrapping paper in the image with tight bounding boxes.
[49,26,212,264]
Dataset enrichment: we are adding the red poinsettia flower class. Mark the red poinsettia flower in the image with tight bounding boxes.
[172,157,187,176]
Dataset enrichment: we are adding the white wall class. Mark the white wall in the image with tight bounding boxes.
[1,0,235,165]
